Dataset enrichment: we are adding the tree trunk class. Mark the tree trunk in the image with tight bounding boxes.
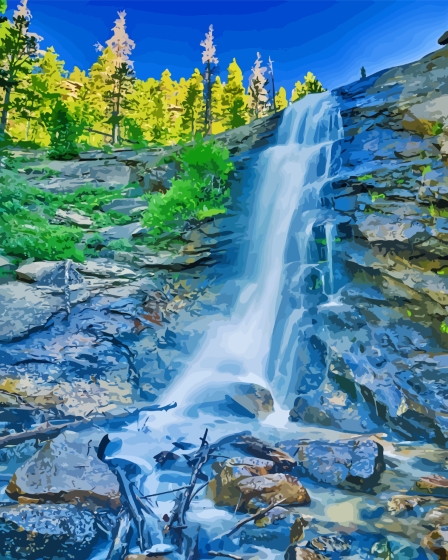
[205,62,212,134]
[0,86,12,133]
[25,119,30,141]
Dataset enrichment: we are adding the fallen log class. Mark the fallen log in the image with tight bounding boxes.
[231,435,296,472]
[0,402,177,450]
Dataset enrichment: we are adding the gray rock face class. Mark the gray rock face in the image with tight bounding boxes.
[0,503,97,560]
[296,439,385,490]
[0,283,66,342]
[7,430,121,508]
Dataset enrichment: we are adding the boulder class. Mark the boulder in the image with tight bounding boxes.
[100,223,145,243]
[296,438,385,490]
[209,457,275,507]
[89,162,135,186]
[55,208,93,227]
[16,260,84,287]
[6,430,121,508]
[228,382,274,418]
[0,503,97,560]
[254,505,289,527]
[237,473,310,511]
[231,435,296,472]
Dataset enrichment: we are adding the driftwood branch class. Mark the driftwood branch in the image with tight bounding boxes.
[0,402,177,450]
[166,428,211,533]
[219,499,286,539]
[107,510,132,560]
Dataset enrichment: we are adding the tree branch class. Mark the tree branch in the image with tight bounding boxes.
[218,499,286,539]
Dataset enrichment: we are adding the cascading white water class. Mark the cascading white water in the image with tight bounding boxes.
[325,222,337,296]
[151,91,343,432]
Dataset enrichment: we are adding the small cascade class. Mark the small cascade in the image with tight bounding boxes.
[325,222,336,296]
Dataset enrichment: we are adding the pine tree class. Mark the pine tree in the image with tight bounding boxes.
[211,75,225,134]
[180,69,205,140]
[200,24,218,133]
[248,52,268,120]
[95,11,136,144]
[0,0,42,133]
[291,72,325,103]
[222,58,248,129]
[275,86,288,111]
[361,66,367,78]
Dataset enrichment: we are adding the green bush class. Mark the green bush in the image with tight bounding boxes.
[42,100,84,160]
[142,135,233,240]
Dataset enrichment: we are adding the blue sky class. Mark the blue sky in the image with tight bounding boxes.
[9,0,448,95]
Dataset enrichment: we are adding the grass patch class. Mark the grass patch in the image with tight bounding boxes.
[371,192,386,202]
[358,174,373,181]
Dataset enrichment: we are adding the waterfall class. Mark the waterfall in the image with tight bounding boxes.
[148,92,343,434]
[325,222,336,296]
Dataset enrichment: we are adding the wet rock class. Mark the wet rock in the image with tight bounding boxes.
[231,435,296,472]
[254,505,289,527]
[137,251,212,270]
[227,383,274,418]
[16,260,84,287]
[237,473,310,511]
[209,457,275,507]
[89,162,135,186]
[285,544,327,560]
[423,526,448,559]
[307,535,352,555]
[416,475,448,497]
[0,503,96,560]
[290,516,309,543]
[387,494,439,515]
[6,430,121,508]
[55,208,93,227]
[100,222,146,243]
[296,438,385,490]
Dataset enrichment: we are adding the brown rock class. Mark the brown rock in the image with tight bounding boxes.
[237,473,310,511]
[416,475,448,497]
[290,516,308,543]
[209,457,275,507]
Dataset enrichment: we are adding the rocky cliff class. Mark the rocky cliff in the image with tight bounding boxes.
[290,45,448,444]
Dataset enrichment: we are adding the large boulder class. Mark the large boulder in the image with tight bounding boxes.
[55,209,93,228]
[296,438,385,490]
[209,457,275,507]
[227,382,274,418]
[6,430,121,508]
[0,503,97,560]
[101,197,148,216]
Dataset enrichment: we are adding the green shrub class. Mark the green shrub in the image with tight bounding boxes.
[142,135,233,240]
[42,100,84,160]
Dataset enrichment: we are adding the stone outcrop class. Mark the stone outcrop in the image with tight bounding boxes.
[288,45,448,444]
